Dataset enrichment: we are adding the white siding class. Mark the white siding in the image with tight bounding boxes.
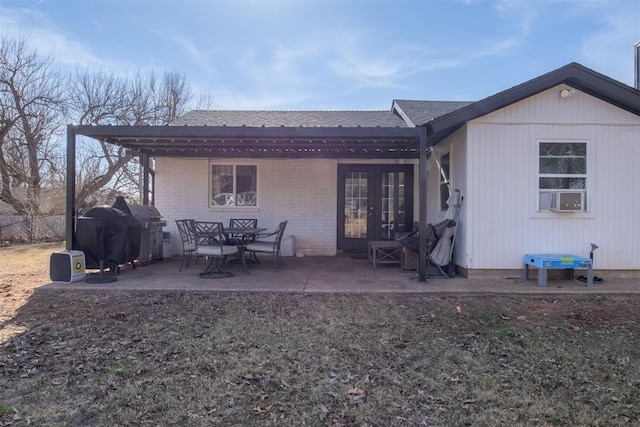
[448,128,468,273]
[156,157,338,256]
[461,86,640,273]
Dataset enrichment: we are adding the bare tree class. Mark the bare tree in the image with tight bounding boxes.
[69,68,196,209]
[1,35,213,215]
[158,71,192,123]
[68,67,131,208]
[123,70,193,125]
[0,35,67,215]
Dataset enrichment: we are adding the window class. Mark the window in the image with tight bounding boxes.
[438,153,450,211]
[538,142,586,210]
[210,164,257,207]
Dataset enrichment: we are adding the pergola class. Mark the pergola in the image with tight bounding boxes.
[66,124,434,281]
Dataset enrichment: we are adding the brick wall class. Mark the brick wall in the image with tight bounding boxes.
[155,157,338,256]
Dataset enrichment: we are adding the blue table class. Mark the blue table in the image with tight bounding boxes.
[523,254,594,287]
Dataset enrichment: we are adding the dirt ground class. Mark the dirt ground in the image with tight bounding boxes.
[0,242,65,340]
[1,243,640,425]
[1,242,636,334]
[1,242,637,334]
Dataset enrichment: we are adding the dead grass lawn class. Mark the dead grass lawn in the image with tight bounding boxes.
[1,243,640,426]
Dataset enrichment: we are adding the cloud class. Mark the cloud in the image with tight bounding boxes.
[469,36,519,60]
[0,7,102,69]
[327,29,521,89]
[145,28,219,77]
[324,29,435,89]
[493,0,539,35]
[210,86,312,110]
[214,21,527,109]
[228,40,327,106]
[577,3,639,84]
[238,41,320,86]
[328,38,423,89]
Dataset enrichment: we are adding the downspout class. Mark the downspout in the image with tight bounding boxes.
[65,125,77,250]
[418,126,428,282]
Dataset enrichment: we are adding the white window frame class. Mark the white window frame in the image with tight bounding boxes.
[209,163,258,208]
[537,140,587,212]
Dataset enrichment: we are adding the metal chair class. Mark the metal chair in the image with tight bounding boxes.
[245,220,288,271]
[193,221,221,245]
[197,221,239,278]
[227,218,258,244]
[193,220,228,266]
[175,219,198,272]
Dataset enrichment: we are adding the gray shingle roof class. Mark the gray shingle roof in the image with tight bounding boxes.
[392,100,475,126]
[171,110,409,128]
[171,63,639,133]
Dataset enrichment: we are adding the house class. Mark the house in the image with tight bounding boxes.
[65,62,640,280]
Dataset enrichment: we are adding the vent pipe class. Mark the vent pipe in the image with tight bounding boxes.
[635,41,640,90]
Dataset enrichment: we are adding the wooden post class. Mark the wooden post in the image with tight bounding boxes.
[140,153,150,205]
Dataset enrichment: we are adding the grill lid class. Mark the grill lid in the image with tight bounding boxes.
[128,204,162,221]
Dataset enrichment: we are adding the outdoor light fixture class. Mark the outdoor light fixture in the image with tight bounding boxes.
[559,88,572,98]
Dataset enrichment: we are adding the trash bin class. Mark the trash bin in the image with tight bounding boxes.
[162,232,172,259]
[280,235,295,257]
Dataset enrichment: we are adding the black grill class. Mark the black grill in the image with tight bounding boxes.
[75,197,142,273]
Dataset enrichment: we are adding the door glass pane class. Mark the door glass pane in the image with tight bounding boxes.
[381,172,405,239]
[344,172,367,238]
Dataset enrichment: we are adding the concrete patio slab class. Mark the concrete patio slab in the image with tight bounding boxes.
[40,254,640,294]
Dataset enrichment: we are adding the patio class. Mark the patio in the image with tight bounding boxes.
[41,253,639,294]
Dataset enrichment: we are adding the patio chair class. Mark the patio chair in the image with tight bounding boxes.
[245,220,288,271]
[193,221,221,245]
[197,221,239,278]
[397,189,462,279]
[193,220,231,265]
[175,219,198,272]
[397,219,455,277]
[227,218,258,244]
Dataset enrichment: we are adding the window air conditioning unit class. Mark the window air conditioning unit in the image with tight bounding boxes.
[550,191,584,212]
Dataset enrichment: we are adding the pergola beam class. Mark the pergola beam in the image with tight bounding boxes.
[72,124,421,140]
[125,149,421,159]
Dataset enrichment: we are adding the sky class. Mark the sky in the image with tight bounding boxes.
[1,0,639,111]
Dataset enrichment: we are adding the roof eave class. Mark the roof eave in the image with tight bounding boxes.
[426,62,640,144]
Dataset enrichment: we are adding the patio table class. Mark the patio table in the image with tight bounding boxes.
[368,240,403,269]
[225,227,267,272]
